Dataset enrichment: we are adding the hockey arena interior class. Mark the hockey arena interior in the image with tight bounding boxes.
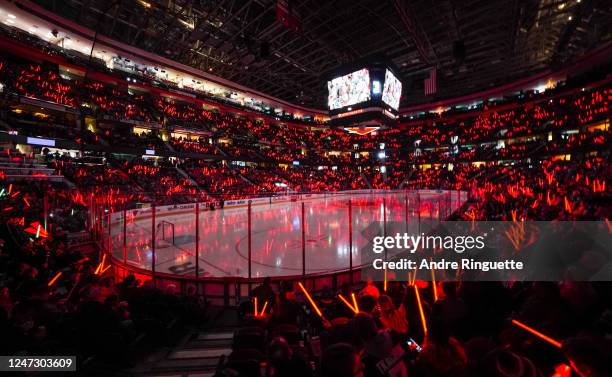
[0,0,611,376]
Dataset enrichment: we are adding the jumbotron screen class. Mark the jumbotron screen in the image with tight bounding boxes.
[381,69,402,110]
[327,68,371,110]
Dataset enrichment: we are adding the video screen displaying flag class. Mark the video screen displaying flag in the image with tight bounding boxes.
[327,68,371,110]
[381,69,402,110]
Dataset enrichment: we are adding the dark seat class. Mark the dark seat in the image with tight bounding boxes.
[225,348,265,377]
[272,324,301,345]
[233,327,266,350]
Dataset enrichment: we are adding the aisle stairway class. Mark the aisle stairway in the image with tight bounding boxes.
[165,140,177,153]
[0,155,67,183]
[175,166,206,192]
[0,118,14,131]
[138,307,241,377]
[361,171,372,189]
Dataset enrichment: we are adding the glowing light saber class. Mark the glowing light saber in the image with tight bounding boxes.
[384,268,388,292]
[48,271,63,286]
[414,285,427,335]
[351,293,359,313]
[431,267,438,302]
[298,281,322,317]
[408,270,417,286]
[260,301,268,316]
[511,319,562,348]
[338,294,358,314]
[254,297,258,316]
[95,254,107,275]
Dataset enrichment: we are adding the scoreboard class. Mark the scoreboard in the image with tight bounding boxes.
[326,55,402,127]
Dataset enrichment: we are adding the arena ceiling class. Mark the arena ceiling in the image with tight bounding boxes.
[31,0,612,109]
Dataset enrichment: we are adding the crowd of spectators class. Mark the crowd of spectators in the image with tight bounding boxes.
[170,136,218,155]
[0,151,209,365]
[405,156,610,221]
[0,50,609,219]
[0,219,208,367]
[1,56,610,176]
[228,276,612,377]
[0,23,611,377]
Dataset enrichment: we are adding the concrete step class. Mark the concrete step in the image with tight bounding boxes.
[196,332,233,341]
[140,307,241,376]
[151,357,221,373]
[142,371,215,377]
[184,339,232,349]
[168,348,231,360]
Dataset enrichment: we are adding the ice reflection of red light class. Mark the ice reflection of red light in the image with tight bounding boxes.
[107,192,460,278]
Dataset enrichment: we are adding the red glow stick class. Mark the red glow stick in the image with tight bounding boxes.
[384,268,388,292]
[351,292,359,313]
[511,319,562,348]
[260,301,268,316]
[48,271,62,286]
[298,282,322,317]
[414,285,427,335]
[338,294,358,314]
[95,254,107,275]
[431,267,438,302]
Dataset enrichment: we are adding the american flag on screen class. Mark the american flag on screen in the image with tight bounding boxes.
[424,67,437,96]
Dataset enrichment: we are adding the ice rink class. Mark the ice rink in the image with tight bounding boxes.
[107,191,466,278]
